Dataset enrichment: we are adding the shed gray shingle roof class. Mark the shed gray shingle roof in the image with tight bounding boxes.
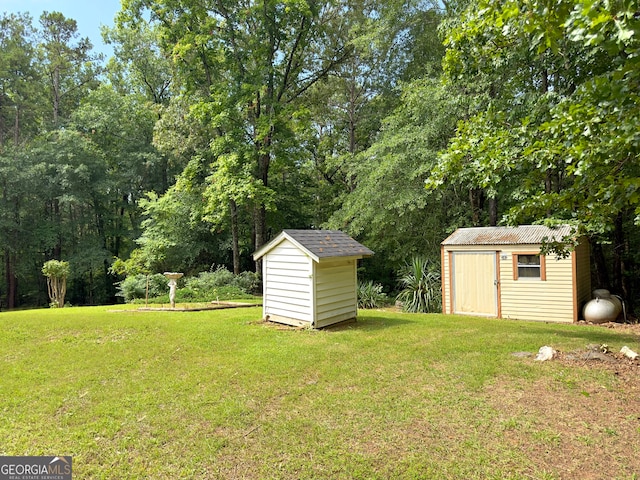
[442,225,574,246]
[253,229,374,261]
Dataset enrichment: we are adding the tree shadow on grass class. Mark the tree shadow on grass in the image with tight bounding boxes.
[515,325,640,348]
[322,314,415,332]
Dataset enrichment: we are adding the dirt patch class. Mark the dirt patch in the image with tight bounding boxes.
[487,329,640,479]
[556,320,640,383]
[576,318,640,335]
[486,376,640,479]
[555,345,640,379]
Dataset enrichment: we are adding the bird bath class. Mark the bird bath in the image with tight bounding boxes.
[164,272,184,308]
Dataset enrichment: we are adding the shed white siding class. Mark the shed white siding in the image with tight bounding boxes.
[263,239,313,325]
[314,260,358,328]
[255,229,373,328]
[441,248,451,316]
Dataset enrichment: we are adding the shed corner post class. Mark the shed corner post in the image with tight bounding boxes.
[260,256,267,321]
[441,246,446,314]
[495,250,502,318]
[311,259,318,327]
[571,249,578,323]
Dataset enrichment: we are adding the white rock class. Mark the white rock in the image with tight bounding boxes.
[534,345,556,362]
[620,346,638,360]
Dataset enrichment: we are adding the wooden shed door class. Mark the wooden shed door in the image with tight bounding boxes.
[451,251,498,316]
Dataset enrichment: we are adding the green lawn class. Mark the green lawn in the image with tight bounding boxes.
[1,306,639,479]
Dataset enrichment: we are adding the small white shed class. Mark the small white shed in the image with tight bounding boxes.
[253,230,374,328]
[441,225,591,323]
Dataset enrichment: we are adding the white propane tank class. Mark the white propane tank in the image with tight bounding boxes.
[583,289,622,324]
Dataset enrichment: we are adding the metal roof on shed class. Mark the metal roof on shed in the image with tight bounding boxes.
[442,225,574,246]
[253,229,374,262]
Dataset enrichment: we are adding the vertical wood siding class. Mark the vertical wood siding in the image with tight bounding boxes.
[452,251,497,316]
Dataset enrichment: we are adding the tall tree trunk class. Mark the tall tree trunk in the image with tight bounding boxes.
[161,156,169,193]
[230,199,240,275]
[52,65,61,126]
[612,213,624,296]
[541,68,549,94]
[53,198,62,259]
[0,97,4,146]
[5,251,17,309]
[254,205,266,277]
[4,180,19,308]
[591,242,610,290]
[469,188,483,226]
[88,269,94,305]
[488,197,498,226]
[14,106,19,146]
[113,195,128,258]
[254,139,271,276]
[348,72,357,155]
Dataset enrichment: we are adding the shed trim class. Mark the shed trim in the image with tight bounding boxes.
[254,229,373,263]
[571,250,578,322]
[311,261,317,326]
[496,251,502,318]
[447,250,453,315]
[512,252,547,281]
[440,246,446,315]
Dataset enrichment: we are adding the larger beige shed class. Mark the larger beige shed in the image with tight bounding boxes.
[441,225,591,323]
[253,230,374,328]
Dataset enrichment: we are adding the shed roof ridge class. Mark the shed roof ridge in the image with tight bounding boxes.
[253,229,374,260]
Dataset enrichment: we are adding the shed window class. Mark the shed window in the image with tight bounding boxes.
[513,253,546,281]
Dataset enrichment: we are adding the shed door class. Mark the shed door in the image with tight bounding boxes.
[452,251,498,316]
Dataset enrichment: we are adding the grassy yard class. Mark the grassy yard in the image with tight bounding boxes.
[1,306,639,479]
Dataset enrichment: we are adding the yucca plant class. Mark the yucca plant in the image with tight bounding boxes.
[396,256,442,313]
[358,280,388,309]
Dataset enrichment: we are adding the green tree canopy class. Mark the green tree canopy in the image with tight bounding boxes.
[427,0,640,297]
[429,0,640,236]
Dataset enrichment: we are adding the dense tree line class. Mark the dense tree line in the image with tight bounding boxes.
[1,0,638,310]
[0,11,178,306]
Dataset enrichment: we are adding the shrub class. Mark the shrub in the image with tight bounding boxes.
[185,267,261,297]
[118,267,260,304]
[42,260,70,308]
[184,267,234,291]
[358,280,388,309]
[232,271,261,294]
[116,274,169,302]
[396,257,442,313]
[132,285,248,304]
